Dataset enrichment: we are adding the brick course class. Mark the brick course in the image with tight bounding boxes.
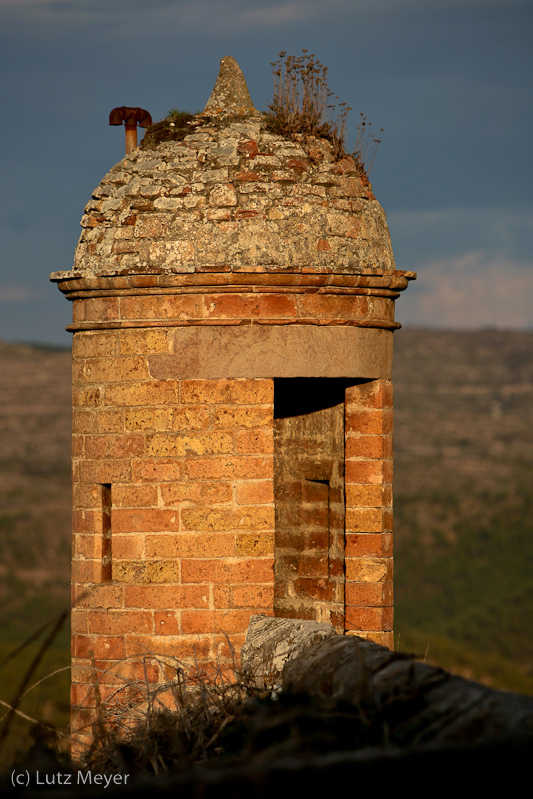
[71,337,276,723]
[344,380,393,645]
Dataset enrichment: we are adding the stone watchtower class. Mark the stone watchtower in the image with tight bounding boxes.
[51,57,413,733]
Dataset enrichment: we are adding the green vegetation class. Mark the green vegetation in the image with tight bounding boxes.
[395,629,533,696]
[394,479,533,693]
[391,328,533,694]
[0,631,70,770]
[140,109,196,149]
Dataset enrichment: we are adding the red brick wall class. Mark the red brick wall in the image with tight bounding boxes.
[344,380,394,648]
[68,321,396,747]
[71,328,275,736]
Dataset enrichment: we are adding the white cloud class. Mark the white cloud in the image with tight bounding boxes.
[0,285,41,304]
[239,1,321,27]
[2,0,528,36]
[1,0,523,10]
[1,0,305,37]
[399,250,533,329]
[390,207,533,235]
[387,207,533,268]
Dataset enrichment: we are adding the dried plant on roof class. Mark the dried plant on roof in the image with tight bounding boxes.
[265,51,382,174]
[265,51,350,159]
[354,113,383,177]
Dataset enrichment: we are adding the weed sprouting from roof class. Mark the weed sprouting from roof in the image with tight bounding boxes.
[140,109,197,149]
[264,50,382,173]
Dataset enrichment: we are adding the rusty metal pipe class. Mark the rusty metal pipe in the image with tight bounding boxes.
[109,106,152,155]
[124,123,138,155]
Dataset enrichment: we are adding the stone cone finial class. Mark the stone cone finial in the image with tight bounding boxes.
[204,56,256,113]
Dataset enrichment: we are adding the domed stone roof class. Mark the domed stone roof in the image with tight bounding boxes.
[69,57,395,278]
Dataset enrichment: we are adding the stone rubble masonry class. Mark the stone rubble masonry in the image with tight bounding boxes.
[50,112,403,280]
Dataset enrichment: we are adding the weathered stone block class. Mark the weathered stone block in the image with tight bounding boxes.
[241,614,335,687]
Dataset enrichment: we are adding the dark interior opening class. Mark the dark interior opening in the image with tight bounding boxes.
[274,377,367,418]
[273,378,355,632]
[101,483,112,583]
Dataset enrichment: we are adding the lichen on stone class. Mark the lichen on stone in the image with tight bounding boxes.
[204,56,256,114]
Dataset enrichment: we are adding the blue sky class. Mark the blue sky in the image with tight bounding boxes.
[0,0,531,345]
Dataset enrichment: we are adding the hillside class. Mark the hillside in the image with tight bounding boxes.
[0,329,531,693]
[0,341,71,643]
[393,328,533,690]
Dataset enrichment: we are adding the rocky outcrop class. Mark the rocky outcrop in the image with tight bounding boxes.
[247,615,533,745]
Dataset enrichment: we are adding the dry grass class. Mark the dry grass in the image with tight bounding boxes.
[0,636,268,777]
[264,50,382,172]
[75,649,269,776]
[353,113,383,176]
[265,51,349,160]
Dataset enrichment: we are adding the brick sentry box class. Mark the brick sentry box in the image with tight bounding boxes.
[51,56,414,743]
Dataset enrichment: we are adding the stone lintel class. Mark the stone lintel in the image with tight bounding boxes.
[149,325,393,380]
